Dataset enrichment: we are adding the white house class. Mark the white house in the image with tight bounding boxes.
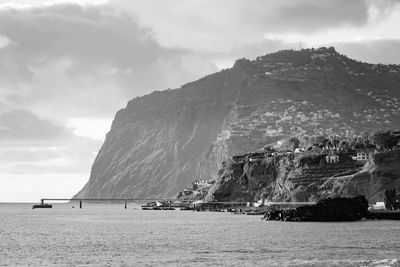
[192,180,214,190]
[326,154,339,163]
[355,152,370,161]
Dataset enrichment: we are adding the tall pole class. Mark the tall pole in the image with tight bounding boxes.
[124,200,127,209]
[79,200,82,209]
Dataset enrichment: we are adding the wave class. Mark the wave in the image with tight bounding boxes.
[289,258,399,267]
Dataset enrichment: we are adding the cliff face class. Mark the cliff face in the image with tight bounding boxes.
[206,150,400,203]
[326,150,400,202]
[75,47,400,199]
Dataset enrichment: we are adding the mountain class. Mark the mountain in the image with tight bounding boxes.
[74,47,400,199]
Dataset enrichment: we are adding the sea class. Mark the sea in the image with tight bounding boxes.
[0,203,399,267]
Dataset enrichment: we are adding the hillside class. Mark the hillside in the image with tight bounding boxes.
[74,47,400,199]
[205,148,400,203]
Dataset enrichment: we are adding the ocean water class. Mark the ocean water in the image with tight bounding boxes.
[0,203,399,267]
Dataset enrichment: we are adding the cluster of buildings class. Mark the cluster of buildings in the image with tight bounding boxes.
[255,48,339,78]
[181,179,215,198]
[231,149,297,163]
[230,145,375,166]
[351,98,398,126]
[214,49,400,156]
[222,99,360,148]
[218,93,398,154]
[213,48,400,167]
[325,150,371,164]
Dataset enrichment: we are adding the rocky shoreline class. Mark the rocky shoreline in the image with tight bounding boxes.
[262,196,369,222]
[203,133,400,204]
[201,195,400,221]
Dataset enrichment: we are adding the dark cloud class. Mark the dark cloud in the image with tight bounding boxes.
[264,0,400,31]
[0,46,33,84]
[0,3,218,118]
[1,1,398,121]
[0,109,71,140]
[268,0,370,31]
[0,148,60,162]
[0,4,157,66]
[0,108,102,176]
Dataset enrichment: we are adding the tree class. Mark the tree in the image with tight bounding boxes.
[330,138,340,148]
[310,135,327,148]
[289,137,300,152]
[384,189,396,211]
[351,136,367,149]
[370,131,397,150]
[263,145,275,152]
[338,140,350,150]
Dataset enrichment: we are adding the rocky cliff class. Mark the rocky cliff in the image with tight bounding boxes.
[206,149,400,203]
[323,149,400,202]
[75,47,400,199]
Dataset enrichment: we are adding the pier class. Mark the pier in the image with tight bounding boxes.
[39,198,177,209]
[196,201,317,211]
[35,198,317,210]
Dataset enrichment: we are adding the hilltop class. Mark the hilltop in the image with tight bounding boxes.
[74,47,400,199]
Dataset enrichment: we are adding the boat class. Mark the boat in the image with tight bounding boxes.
[246,211,265,215]
[141,201,175,210]
[141,201,155,207]
[32,203,52,209]
[179,207,194,211]
[159,207,175,210]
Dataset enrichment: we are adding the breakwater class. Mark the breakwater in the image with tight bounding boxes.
[262,196,400,222]
[263,196,369,222]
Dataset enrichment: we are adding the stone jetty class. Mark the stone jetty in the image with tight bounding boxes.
[263,196,369,222]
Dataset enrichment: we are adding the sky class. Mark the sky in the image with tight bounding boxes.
[1,0,400,202]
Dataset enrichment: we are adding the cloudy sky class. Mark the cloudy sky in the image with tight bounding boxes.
[1,0,400,202]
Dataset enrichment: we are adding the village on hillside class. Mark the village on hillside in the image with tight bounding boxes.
[217,95,400,153]
[234,130,400,163]
[213,48,400,156]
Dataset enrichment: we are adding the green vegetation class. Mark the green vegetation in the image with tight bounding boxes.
[276,130,400,152]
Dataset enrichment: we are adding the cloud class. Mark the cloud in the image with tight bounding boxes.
[0,3,218,120]
[0,136,101,174]
[0,147,62,163]
[0,109,101,190]
[0,34,11,49]
[0,109,71,140]
[0,173,89,202]
[1,1,398,123]
[0,46,33,88]
[114,0,399,52]
[269,1,369,29]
